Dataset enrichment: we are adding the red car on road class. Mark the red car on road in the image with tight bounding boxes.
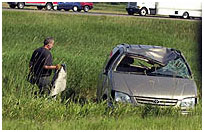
[57,2,93,12]
[80,2,93,12]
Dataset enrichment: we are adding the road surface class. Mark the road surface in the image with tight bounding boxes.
[2,7,202,22]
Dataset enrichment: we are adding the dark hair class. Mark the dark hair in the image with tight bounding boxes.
[44,37,54,45]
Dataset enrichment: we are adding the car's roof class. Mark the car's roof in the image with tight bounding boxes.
[119,44,181,65]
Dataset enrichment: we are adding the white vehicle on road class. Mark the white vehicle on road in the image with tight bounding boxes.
[7,2,58,10]
[156,2,202,19]
[126,2,156,16]
[126,2,202,19]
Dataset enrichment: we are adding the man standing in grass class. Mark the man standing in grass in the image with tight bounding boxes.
[27,37,61,96]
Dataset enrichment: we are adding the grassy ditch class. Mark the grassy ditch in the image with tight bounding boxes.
[2,10,202,130]
[2,100,202,130]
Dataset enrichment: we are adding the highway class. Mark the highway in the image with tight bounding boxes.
[2,7,202,22]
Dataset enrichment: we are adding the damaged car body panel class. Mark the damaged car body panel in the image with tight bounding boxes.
[97,44,198,113]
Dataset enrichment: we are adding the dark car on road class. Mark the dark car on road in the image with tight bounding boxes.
[97,44,198,114]
[57,2,93,12]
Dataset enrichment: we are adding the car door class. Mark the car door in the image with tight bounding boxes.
[97,49,122,101]
[65,2,73,9]
[25,2,45,6]
[57,2,64,9]
[97,55,110,101]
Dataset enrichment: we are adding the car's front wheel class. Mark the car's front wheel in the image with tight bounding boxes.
[17,2,24,9]
[53,6,57,10]
[72,6,78,12]
[45,3,52,10]
[139,8,148,16]
[182,12,189,19]
[84,6,89,12]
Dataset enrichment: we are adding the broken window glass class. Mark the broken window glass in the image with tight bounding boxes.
[151,58,190,78]
[115,54,190,79]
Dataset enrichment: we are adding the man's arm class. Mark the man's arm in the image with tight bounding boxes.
[43,65,60,70]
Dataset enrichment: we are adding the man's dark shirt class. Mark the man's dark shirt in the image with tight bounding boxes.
[29,47,53,77]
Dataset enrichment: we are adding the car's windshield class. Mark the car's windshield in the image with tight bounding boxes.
[115,54,191,79]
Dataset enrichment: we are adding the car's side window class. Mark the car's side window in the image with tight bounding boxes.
[115,55,152,74]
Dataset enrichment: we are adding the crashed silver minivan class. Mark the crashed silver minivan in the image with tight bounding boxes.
[97,44,198,113]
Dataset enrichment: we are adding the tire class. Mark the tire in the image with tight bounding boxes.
[53,6,57,10]
[128,11,134,15]
[139,8,148,16]
[72,6,78,12]
[17,2,24,9]
[37,6,43,10]
[45,3,53,10]
[84,6,89,12]
[9,4,16,9]
[182,12,189,19]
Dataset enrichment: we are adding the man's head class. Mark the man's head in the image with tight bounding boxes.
[44,37,54,50]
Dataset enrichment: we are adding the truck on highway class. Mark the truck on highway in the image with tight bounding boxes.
[7,2,58,10]
[126,2,202,19]
[126,2,156,16]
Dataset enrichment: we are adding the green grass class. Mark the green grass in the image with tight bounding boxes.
[2,10,202,130]
[92,2,127,14]
[3,115,202,130]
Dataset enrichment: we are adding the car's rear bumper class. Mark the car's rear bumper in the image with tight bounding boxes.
[89,6,93,9]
